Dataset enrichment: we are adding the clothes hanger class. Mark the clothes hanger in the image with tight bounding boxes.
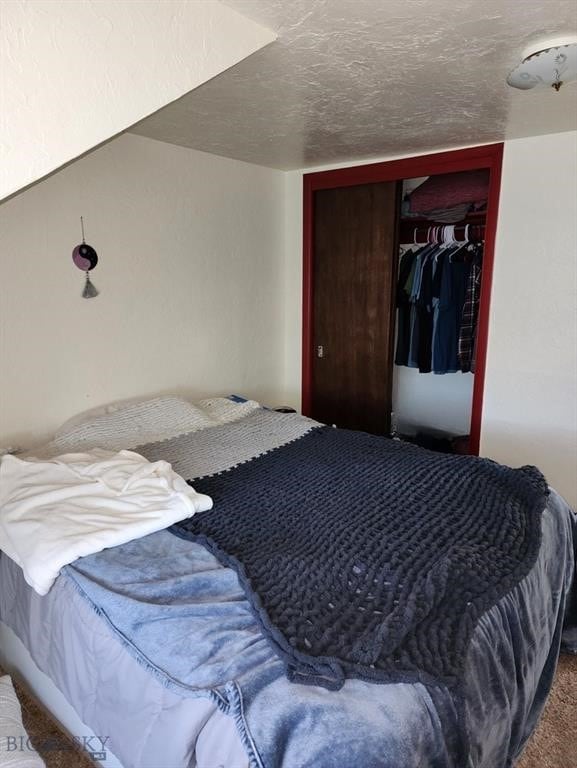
[430,225,452,261]
[447,224,470,260]
[449,242,470,262]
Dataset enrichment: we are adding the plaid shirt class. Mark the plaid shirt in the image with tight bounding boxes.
[458,258,482,373]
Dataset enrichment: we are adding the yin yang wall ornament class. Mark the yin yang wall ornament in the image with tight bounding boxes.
[72,217,99,298]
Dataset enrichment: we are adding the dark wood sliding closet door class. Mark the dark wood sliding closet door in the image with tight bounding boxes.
[311,182,399,435]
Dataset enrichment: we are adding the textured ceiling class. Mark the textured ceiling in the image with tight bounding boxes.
[130,0,577,170]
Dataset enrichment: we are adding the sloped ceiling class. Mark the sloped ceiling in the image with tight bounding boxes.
[130,0,577,170]
[0,0,275,200]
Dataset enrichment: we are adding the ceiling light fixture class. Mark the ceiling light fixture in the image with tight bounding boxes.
[507,37,577,92]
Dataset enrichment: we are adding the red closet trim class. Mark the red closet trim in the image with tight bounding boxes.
[302,143,504,455]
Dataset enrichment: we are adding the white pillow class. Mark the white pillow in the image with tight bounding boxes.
[33,396,217,456]
[195,397,260,424]
[28,396,261,458]
[55,394,165,434]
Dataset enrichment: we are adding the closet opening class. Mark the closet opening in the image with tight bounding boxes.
[393,170,488,454]
[302,144,504,455]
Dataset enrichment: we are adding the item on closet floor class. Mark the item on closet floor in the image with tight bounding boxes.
[397,430,454,454]
[71,216,99,299]
[451,435,471,455]
[396,431,471,455]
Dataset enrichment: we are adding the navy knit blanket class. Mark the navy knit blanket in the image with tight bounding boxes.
[169,426,548,691]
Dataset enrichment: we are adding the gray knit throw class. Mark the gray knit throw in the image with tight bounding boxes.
[167,426,547,691]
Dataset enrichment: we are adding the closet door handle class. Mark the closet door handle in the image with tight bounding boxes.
[317,345,324,358]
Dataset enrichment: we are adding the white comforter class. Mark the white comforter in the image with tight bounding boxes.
[0,450,212,595]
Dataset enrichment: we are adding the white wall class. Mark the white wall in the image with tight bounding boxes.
[282,169,304,407]
[392,368,474,437]
[480,131,577,508]
[0,134,286,447]
[0,0,274,200]
[282,132,577,507]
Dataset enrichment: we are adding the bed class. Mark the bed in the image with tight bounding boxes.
[0,395,575,768]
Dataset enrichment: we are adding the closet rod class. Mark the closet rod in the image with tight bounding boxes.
[400,223,485,245]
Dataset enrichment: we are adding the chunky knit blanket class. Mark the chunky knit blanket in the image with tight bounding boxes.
[141,413,548,691]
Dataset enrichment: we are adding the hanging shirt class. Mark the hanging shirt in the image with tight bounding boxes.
[431,250,447,373]
[407,251,424,368]
[416,252,435,373]
[404,256,418,295]
[394,249,417,366]
[408,246,439,369]
[458,251,483,373]
[433,250,470,374]
[406,247,433,368]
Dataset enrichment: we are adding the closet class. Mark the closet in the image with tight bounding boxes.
[302,145,503,455]
[392,171,488,453]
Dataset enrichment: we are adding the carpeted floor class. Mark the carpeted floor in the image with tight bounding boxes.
[0,666,94,768]
[1,655,576,767]
[516,653,577,768]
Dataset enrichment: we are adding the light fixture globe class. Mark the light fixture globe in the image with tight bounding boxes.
[507,38,577,91]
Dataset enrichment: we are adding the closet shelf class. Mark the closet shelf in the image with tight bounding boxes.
[399,211,487,228]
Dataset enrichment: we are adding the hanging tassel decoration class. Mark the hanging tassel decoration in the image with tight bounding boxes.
[72,216,100,299]
[82,271,99,298]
